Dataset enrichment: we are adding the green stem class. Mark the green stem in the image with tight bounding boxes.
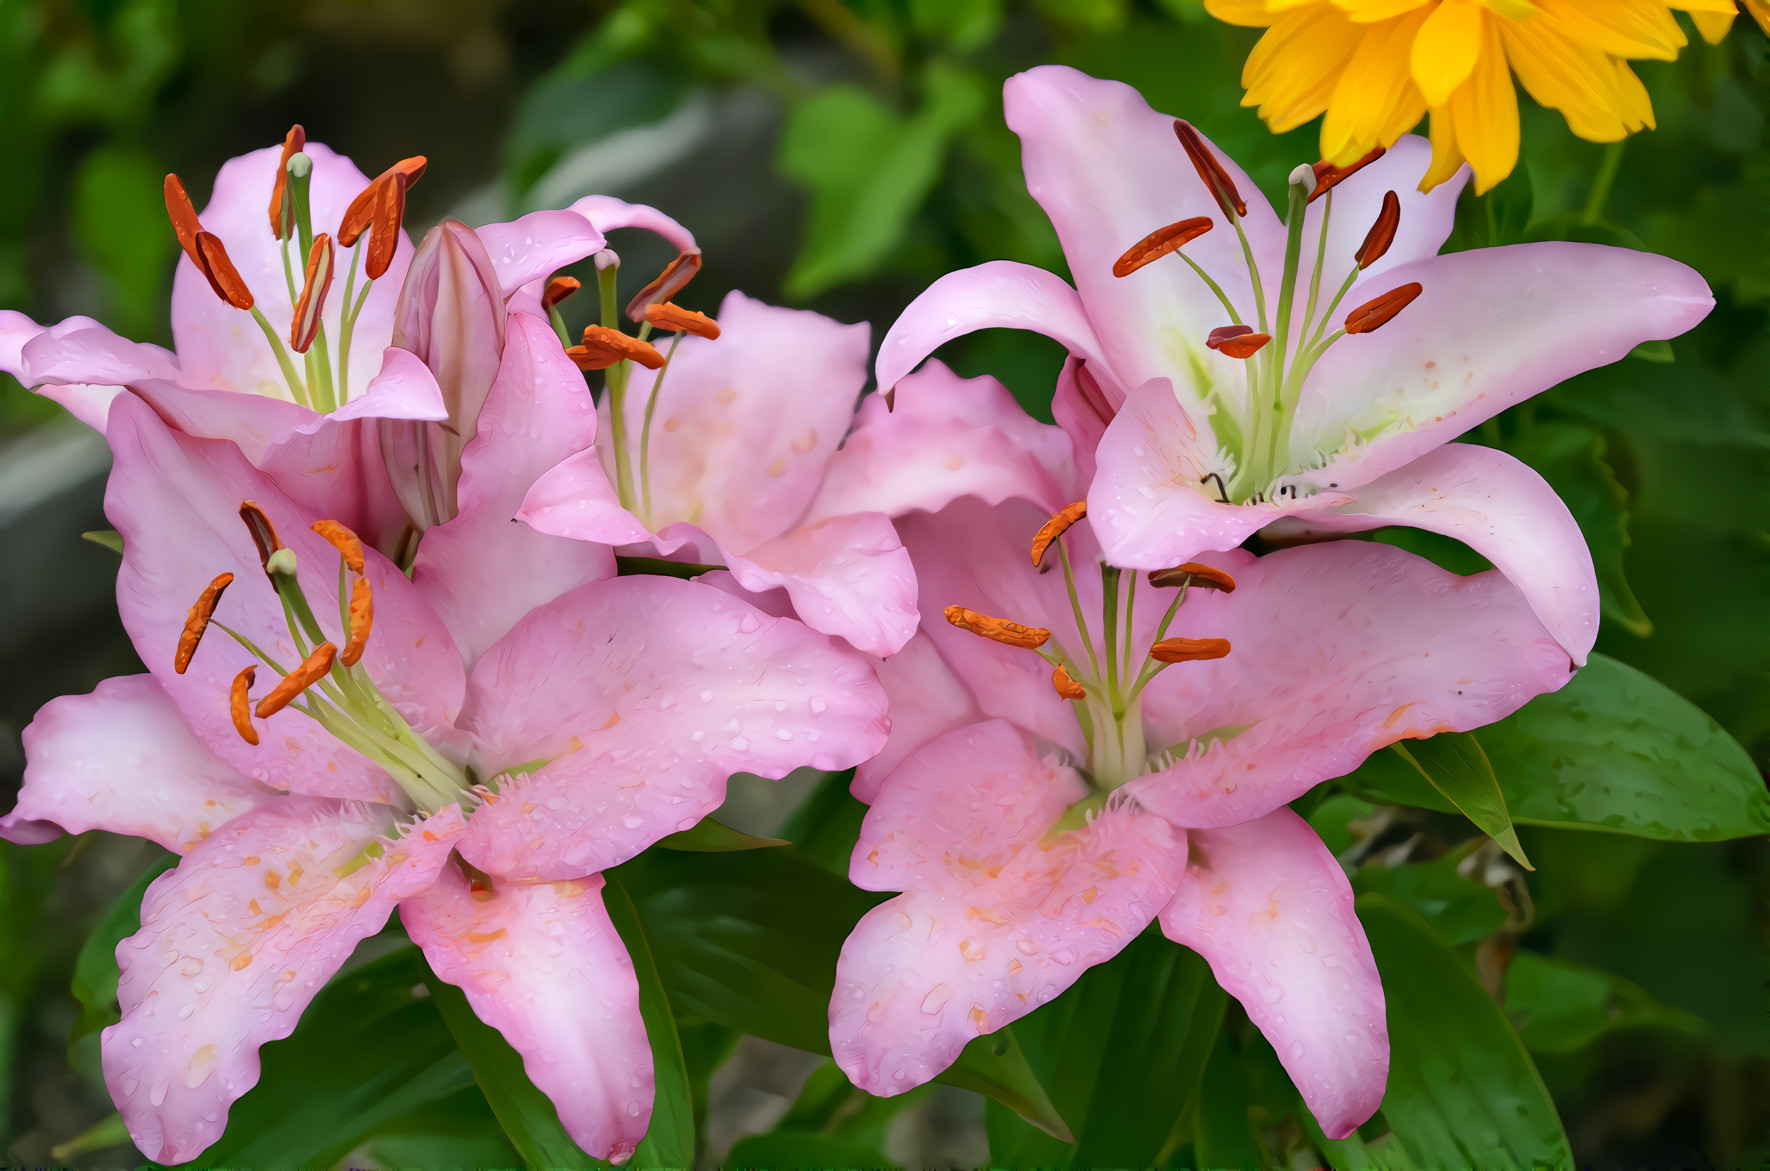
[1178,253,1244,326]
[598,265,639,511]
[1266,177,1312,484]
[1581,141,1625,226]
[1057,540,1100,681]
[640,333,685,526]
[337,246,362,398]
[1101,564,1121,711]
[250,307,310,408]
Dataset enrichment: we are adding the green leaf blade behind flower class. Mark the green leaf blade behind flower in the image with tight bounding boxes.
[604,874,696,1169]
[1389,733,1532,869]
[70,850,174,1042]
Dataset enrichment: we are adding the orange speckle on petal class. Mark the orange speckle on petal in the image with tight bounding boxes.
[231,953,253,970]
[466,929,507,944]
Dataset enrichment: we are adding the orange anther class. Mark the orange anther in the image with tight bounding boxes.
[1148,563,1237,592]
[1149,636,1232,663]
[1206,325,1271,360]
[1030,501,1087,568]
[644,301,721,339]
[290,233,335,354]
[624,251,702,323]
[944,605,1051,650]
[543,276,582,308]
[195,233,255,311]
[239,501,286,571]
[338,157,426,249]
[164,174,204,265]
[1174,121,1246,219]
[176,572,234,674]
[256,643,337,718]
[309,519,364,574]
[1309,148,1386,204]
[268,124,306,238]
[1113,217,1213,278]
[1345,282,1423,335]
[341,577,373,667]
[231,665,259,746]
[1356,191,1401,270]
[568,325,666,371]
[364,172,405,281]
[1052,664,1086,701]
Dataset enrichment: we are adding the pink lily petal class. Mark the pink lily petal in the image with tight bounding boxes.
[255,416,414,558]
[414,313,614,668]
[17,314,184,387]
[1267,444,1599,663]
[455,576,887,880]
[722,513,918,658]
[873,260,1115,395]
[1004,67,1280,429]
[832,724,1185,1096]
[106,395,465,802]
[1295,135,1469,292]
[1,311,156,431]
[1,675,275,852]
[402,867,652,1163]
[1158,808,1387,1141]
[173,142,409,399]
[106,798,464,1164]
[1051,358,1119,487]
[475,209,608,300]
[609,291,870,553]
[518,446,651,547]
[809,361,1075,524]
[323,346,450,424]
[1289,242,1714,493]
[1126,541,1573,830]
[851,632,984,804]
[1087,377,1351,569]
[568,195,699,256]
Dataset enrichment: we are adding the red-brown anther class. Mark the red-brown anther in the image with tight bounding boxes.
[1356,191,1401,270]
[269,124,306,238]
[1030,501,1088,568]
[1113,217,1214,278]
[644,301,721,340]
[310,519,364,574]
[1345,282,1424,335]
[175,572,234,674]
[1309,147,1386,203]
[364,172,406,281]
[1149,636,1232,663]
[164,174,204,264]
[290,233,335,353]
[569,326,667,371]
[625,251,703,322]
[944,605,1051,650]
[338,156,427,248]
[543,276,582,308]
[1052,664,1086,701]
[1206,325,1271,360]
[239,501,286,571]
[231,665,259,746]
[1174,121,1246,219]
[1148,563,1237,592]
[196,233,256,310]
[341,576,373,666]
[256,643,337,718]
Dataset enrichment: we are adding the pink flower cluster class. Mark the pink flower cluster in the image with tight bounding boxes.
[0,65,1710,1159]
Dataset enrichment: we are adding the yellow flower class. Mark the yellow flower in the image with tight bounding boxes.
[1208,0,1766,194]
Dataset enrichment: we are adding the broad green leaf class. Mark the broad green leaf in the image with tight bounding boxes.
[604,875,695,1169]
[907,0,1003,51]
[779,767,869,875]
[614,848,1070,1139]
[1390,734,1532,869]
[424,961,600,1169]
[1189,1031,1269,1171]
[1327,896,1572,1169]
[656,816,786,852]
[779,64,984,297]
[71,145,177,337]
[1505,950,1708,1055]
[727,1130,898,1169]
[80,528,124,554]
[1351,846,1508,948]
[70,851,175,1041]
[189,945,505,1168]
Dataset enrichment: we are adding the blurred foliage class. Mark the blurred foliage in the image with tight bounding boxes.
[4,0,1770,1167]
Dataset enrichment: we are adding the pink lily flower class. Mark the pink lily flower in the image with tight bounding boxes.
[2,373,887,1162]
[828,393,1574,1139]
[875,65,1716,664]
[518,274,1070,657]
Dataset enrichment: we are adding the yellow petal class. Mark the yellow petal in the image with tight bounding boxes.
[1320,9,1432,161]
[1688,10,1736,43]
[1244,7,1366,131]
[1333,0,1432,20]
[1448,15,1519,192]
[1538,0,1685,62]
[1413,0,1486,105]
[1204,0,1281,27]
[1480,0,1541,18]
[1500,15,1651,141]
[1745,0,1770,36]
[1421,105,1469,190]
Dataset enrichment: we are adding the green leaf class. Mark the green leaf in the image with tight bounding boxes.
[614,848,1071,1140]
[727,1130,898,1169]
[71,145,178,337]
[80,528,124,554]
[1504,951,1708,1055]
[779,64,984,297]
[1325,895,1572,1169]
[424,961,600,1169]
[1351,846,1508,948]
[189,945,508,1168]
[604,875,695,1169]
[1389,734,1532,870]
[70,850,175,1041]
[780,768,868,875]
[656,815,786,852]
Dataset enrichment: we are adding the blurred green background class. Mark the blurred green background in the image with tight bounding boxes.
[1,0,1768,1166]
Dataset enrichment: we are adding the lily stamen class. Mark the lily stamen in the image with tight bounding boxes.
[1174,120,1246,219]
[230,665,259,745]
[1207,325,1271,359]
[1355,192,1401,270]
[1345,282,1424,334]
[268,124,306,239]
[1149,637,1232,663]
[175,572,234,674]
[1052,664,1086,700]
[341,578,373,667]
[290,234,335,354]
[164,176,254,311]
[1031,501,1088,568]
[1148,563,1237,592]
[1112,217,1213,278]
[1308,147,1384,203]
[625,251,703,321]
[643,301,721,339]
[256,643,338,718]
[570,325,666,371]
[543,276,582,308]
[943,605,1051,650]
